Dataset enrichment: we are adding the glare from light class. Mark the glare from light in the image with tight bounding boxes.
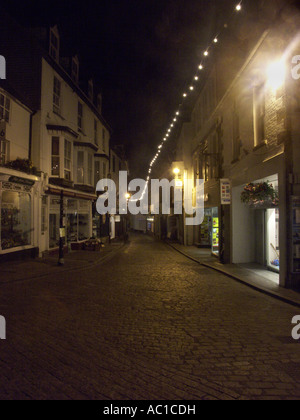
[194,76,199,81]
[204,51,209,57]
[214,38,218,43]
[267,60,286,90]
[199,64,204,70]
[190,86,194,91]
[236,4,241,11]
[173,168,180,175]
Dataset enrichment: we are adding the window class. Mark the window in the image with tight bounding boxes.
[1,191,31,250]
[253,84,266,147]
[77,151,84,184]
[64,139,72,180]
[53,76,61,114]
[94,160,100,186]
[94,119,98,145]
[78,102,83,130]
[0,139,9,165]
[88,153,93,185]
[41,196,48,235]
[0,93,10,123]
[51,136,60,176]
[50,29,59,61]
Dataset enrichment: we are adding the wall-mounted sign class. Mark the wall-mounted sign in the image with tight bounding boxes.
[220,179,231,205]
[8,176,35,186]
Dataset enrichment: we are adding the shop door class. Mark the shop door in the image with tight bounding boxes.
[254,210,265,266]
[266,208,280,272]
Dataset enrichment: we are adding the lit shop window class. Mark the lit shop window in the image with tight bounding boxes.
[1,191,31,250]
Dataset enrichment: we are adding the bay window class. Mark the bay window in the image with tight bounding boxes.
[51,136,60,176]
[77,150,84,184]
[64,139,72,180]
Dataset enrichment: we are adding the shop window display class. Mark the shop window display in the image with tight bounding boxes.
[212,207,219,256]
[1,191,31,250]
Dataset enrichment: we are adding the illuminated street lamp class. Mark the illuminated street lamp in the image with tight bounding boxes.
[173,168,180,175]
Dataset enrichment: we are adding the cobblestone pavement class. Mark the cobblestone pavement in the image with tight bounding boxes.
[0,234,299,400]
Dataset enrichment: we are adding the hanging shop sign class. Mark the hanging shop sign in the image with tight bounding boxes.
[220,179,231,205]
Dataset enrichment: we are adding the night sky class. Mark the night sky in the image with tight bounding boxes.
[3,0,231,178]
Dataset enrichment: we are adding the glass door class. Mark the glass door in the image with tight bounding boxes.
[266,208,280,272]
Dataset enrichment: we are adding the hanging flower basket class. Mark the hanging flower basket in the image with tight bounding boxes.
[241,182,279,208]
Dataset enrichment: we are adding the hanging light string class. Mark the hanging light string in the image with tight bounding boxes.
[135,1,243,202]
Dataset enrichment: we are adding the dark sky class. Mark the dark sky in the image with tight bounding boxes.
[3,0,231,178]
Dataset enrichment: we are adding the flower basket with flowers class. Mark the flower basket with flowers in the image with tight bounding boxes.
[241,181,279,208]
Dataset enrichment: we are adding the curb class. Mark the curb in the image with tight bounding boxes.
[165,241,300,309]
[0,243,127,286]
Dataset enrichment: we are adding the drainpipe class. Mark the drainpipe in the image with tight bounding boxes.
[28,111,37,162]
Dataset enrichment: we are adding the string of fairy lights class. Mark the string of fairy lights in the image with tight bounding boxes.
[132,1,244,202]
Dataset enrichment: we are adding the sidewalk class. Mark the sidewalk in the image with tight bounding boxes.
[0,240,125,285]
[166,241,300,308]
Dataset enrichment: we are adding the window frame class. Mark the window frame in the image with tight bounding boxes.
[51,136,60,177]
[94,119,98,145]
[0,93,11,123]
[50,29,59,61]
[87,153,93,185]
[78,102,83,130]
[77,150,85,184]
[64,139,72,181]
[53,76,61,115]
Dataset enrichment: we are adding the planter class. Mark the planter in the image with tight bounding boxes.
[241,182,279,208]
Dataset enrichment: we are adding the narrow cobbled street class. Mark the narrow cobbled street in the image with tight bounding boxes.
[0,234,299,400]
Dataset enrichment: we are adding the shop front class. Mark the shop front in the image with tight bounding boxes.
[198,207,219,256]
[232,174,280,278]
[48,188,93,250]
[0,172,40,259]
